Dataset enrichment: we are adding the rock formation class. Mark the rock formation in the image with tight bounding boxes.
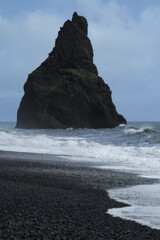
[16,12,126,129]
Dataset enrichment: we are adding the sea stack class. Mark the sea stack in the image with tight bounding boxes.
[16,12,126,129]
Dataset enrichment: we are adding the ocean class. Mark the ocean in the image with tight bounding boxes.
[0,121,160,229]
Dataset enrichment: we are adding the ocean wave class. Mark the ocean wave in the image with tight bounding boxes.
[0,130,160,172]
[124,125,156,135]
[119,123,126,127]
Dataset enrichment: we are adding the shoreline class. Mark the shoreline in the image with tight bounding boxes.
[0,151,160,239]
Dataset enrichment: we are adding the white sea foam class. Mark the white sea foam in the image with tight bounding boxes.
[108,184,160,230]
[119,123,126,127]
[124,125,155,135]
[0,130,160,176]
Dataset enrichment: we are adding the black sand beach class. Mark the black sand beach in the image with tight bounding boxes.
[0,151,160,240]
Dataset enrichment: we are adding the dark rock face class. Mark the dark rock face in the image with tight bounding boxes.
[16,12,126,129]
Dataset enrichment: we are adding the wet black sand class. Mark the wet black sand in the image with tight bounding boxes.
[0,151,160,239]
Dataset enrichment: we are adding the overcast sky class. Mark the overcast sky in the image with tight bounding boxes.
[0,0,160,121]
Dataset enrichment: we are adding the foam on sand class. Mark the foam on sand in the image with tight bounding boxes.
[108,184,160,230]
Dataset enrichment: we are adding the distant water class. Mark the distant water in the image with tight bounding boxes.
[0,121,160,229]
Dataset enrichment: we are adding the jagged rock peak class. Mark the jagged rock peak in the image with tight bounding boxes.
[49,12,97,73]
[72,12,88,35]
[16,12,126,129]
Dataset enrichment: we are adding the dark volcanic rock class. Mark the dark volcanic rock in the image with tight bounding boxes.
[16,12,126,129]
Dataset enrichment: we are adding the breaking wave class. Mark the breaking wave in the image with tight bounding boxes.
[0,130,160,176]
[124,125,156,135]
